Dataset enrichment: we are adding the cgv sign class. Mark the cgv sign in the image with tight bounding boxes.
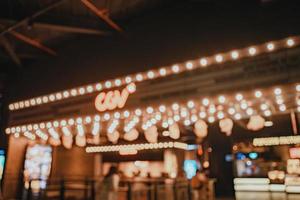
[95,83,136,112]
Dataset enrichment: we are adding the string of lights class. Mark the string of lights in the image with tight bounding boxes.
[8,36,299,111]
[85,141,188,153]
[5,83,300,146]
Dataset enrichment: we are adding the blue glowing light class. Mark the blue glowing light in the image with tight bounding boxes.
[184,160,197,179]
[249,152,258,160]
[236,153,246,160]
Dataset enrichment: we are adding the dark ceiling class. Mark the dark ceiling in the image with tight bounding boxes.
[0,0,300,101]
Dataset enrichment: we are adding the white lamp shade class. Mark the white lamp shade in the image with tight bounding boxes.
[124,128,139,141]
[62,134,73,149]
[194,119,208,138]
[247,115,265,131]
[75,134,86,147]
[145,126,158,143]
[107,130,120,144]
[169,123,180,139]
[219,118,233,136]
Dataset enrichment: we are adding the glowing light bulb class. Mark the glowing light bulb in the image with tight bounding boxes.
[287,38,295,47]
[200,58,208,67]
[172,103,179,111]
[255,90,262,98]
[248,47,257,55]
[264,110,272,117]
[279,104,286,112]
[202,98,210,106]
[296,84,300,92]
[215,54,223,63]
[218,95,226,104]
[115,79,121,86]
[246,108,254,115]
[260,103,268,110]
[105,81,112,88]
[235,93,243,101]
[267,43,275,51]
[125,76,132,83]
[172,65,180,73]
[146,106,154,114]
[95,83,102,91]
[231,51,239,59]
[274,88,282,95]
[147,71,155,79]
[186,62,193,70]
[159,68,167,76]
[136,74,143,81]
[159,105,166,113]
[234,113,242,120]
[187,100,195,108]
[208,116,215,123]
[87,85,93,93]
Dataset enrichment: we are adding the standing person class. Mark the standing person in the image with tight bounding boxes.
[99,166,120,200]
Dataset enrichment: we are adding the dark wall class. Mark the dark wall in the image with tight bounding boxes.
[51,146,95,179]
[7,0,300,101]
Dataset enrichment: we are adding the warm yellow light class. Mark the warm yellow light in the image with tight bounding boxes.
[171,103,179,111]
[159,68,167,76]
[202,98,210,106]
[136,73,143,81]
[215,54,223,63]
[279,104,286,112]
[172,65,180,73]
[231,51,239,59]
[159,105,166,112]
[105,81,112,88]
[296,84,300,92]
[187,100,195,108]
[274,88,282,95]
[287,38,295,47]
[186,62,193,70]
[248,47,257,55]
[200,58,208,67]
[208,116,215,123]
[234,113,242,120]
[115,79,121,86]
[264,110,272,117]
[71,89,77,96]
[267,43,275,51]
[147,71,155,79]
[260,103,268,111]
[87,85,94,93]
[95,83,102,91]
[218,95,226,104]
[235,93,243,101]
[125,76,132,83]
[254,90,262,98]
[246,108,254,115]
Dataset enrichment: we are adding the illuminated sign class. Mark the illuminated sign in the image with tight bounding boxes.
[95,83,136,112]
[253,136,300,147]
[290,148,300,159]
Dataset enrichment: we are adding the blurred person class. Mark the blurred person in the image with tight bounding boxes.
[98,166,120,200]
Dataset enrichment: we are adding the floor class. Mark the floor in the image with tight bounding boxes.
[216,192,300,200]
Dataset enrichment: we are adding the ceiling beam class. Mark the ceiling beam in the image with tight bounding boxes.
[0,24,56,56]
[0,36,22,67]
[81,0,123,32]
[0,0,66,36]
[9,30,56,56]
[0,18,110,36]
[32,22,110,35]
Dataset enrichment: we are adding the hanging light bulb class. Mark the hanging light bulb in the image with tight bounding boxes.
[107,130,120,144]
[194,119,208,138]
[219,118,234,136]
[169,123,180,139]
[75,134,86,147]
[124,128,139,141]
[62,127,73,149]
[144,126,158,143]
[247,115,265,131]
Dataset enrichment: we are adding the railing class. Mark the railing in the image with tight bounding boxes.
[3,177,214,200]
[20,177,193,200]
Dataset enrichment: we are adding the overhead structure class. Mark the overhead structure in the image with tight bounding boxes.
[4,35,300,150]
